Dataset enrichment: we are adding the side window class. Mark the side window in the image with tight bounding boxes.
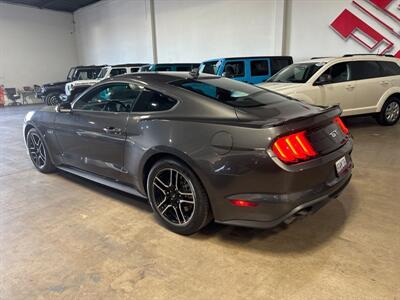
[155,66,173,71]
[323,62,350,83]
[271,58,292,75]
[133,89,177,112]
[73,83,140,112]
[250,60,269,76]
[176,65,191,71]
[202,61,219,75]
[224,61,245,77]
[379,61,400,77]
[349,61,381,80]
[110,68,127,77]
[130,67,139,73]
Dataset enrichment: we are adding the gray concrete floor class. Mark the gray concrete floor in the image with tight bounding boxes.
[0,105,399,300]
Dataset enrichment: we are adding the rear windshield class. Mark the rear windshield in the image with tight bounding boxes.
[170,77,288,107]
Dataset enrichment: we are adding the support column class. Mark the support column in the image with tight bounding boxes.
[149,0,158,63]
[274,0,288,56]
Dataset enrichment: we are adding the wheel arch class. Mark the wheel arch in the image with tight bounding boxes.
[376,88,400,112]
[140,150,215,216]
[24,122,57,166]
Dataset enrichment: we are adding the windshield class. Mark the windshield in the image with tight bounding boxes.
[97,67,109,79]
[199,61,220,75]
[268,62,325,83]
[171,77,289,107]
[67,67,76,80]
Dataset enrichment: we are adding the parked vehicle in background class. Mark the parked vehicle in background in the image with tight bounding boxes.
[199,56,293,84]
[258,55,400,125]
[65,64,147,101]
[38,65,104,106]
[24,72,353,234]
[140,63,199,72]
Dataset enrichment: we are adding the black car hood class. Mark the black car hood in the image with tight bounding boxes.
[235,97,329,127]
[43,80,69,87]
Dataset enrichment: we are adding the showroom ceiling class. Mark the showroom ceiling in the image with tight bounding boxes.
[0,0,101,12]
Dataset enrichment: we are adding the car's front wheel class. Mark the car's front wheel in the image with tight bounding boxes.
[26,128,56,173]
[147,159,212,235]
[45,92,60,106]
[377,96,400,126]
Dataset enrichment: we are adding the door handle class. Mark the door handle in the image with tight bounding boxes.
[103,127,122,135]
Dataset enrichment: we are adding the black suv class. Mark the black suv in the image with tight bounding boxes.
[37,65,105,105]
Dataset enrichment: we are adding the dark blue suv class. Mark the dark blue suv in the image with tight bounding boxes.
[199,56,293,84]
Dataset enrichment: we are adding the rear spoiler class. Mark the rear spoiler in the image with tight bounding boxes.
[266,105,342,128]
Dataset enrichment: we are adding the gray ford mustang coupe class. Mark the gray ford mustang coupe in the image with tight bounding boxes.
[24,72,353,235]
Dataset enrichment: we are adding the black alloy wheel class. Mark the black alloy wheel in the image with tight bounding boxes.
[26,128,55,173]
[147,159,212,235]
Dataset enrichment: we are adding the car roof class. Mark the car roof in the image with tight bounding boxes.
[301,55,399,64]
[108,71,218,84]
[149,63,199,66]
[112,63,148,67]
[202,56,293,63]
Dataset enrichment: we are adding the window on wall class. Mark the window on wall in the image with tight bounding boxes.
[224,61,245,77]
[349,61,380,80]
[133,89,177,112]
[250,60,269,76]
[379,61,400,77]
[73,83,140,112]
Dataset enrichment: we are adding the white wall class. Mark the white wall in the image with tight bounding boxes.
[74,0,153,65]
[74,0,400,65]
[0,3,78,87]
[286,0,400,61]
[154,0,278,62]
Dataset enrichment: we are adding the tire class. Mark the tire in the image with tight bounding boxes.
[26,128,56,173]
[377,96,400,126]
[147,159,212,235]
[45,92,60,106]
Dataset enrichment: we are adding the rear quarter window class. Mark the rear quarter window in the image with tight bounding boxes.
[271,58,292,75]
[133,89,177,112]
[379,61,400,77]
[250,60,269,76]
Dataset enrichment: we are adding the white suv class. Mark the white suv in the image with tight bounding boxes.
[258,55,400,125]
[65,64,147,100]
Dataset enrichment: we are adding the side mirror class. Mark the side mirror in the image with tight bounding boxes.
[315,74,332,86]
[56,102,72,113]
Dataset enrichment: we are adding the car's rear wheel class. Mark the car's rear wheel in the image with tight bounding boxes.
[377,96,400,126]
[147,159,212,235]
[27,128,56,173]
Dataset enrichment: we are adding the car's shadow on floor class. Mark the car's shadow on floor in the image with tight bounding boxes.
[58,170,153,213]
[195,184,359,254]
[58,170,359,254]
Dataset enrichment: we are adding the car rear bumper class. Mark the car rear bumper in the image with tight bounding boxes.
[214,165,352,229]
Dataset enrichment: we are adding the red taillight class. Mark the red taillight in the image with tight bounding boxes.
[334,116,349,135]
[272,131,317,164]
[229,199,258,207]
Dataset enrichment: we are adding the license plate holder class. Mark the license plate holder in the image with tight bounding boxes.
[335,156,347,176]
